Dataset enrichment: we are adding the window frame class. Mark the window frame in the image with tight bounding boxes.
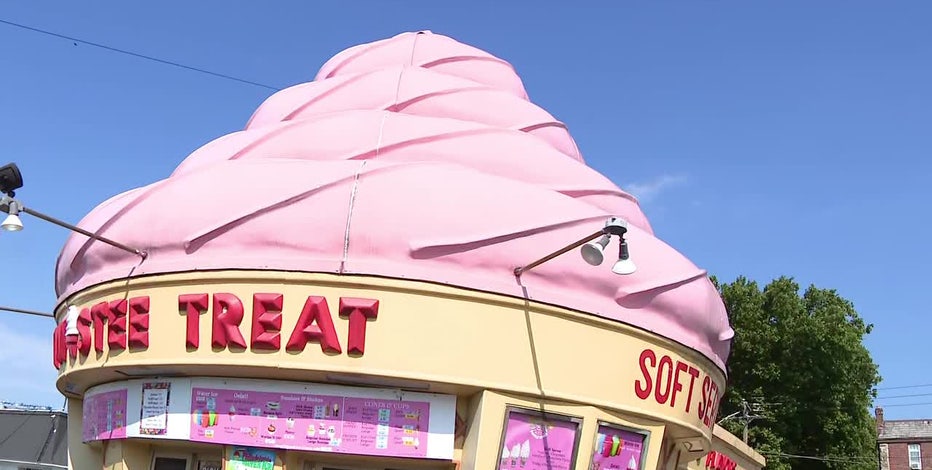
[150,452,192,470]
[908,443,921,468]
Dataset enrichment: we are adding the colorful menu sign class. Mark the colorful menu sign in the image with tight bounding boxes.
[227,446,275,470]
[82,389,128,442]
[497,409,580,470]
[190,387,430,458]
[589,424,647,470]
[139,382,171,435]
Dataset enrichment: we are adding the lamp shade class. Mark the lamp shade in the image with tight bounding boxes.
[580,235,611,266]
[1,213,22,232]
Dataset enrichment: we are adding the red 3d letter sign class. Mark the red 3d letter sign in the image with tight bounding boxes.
[705,452,737,470]
[52,296,151,369]
[633,348,722,430]
[179,293,379,356]
[52,292,379,370]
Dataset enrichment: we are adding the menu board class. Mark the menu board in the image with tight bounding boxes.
[190,387,430,458]
[590,424,647,470]
[497,409,580,470]
[82,389,128,442]
[140,382,171,435]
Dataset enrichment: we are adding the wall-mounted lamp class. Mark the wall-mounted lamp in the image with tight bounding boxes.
[514,216,637,277]
[1,199,22,232]
[65,305,80,350]
[0,162,147,259]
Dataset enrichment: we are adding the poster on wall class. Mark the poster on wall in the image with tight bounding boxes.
[226,446,276,470]
[190,387,431,458]
[589,423,648,470]
[496,408,580,470]
[140,382,171,435]
[82,389,128,442]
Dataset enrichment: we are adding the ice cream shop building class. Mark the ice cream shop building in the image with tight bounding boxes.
[48,32,765,470]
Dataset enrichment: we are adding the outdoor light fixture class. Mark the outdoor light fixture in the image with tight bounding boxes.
[1,199,22,232]
[513,216,637,277]
[65,305,80,350]
[65,306,80,336]
[581,234,611,266]
[0,162,147,259]
[611,238,637,275]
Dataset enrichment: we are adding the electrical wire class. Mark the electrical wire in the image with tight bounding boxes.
[878,401,932,408]
[876,392,932,400]
[878,383,932,391]
[0,17,281,91]
[762,452,876,464]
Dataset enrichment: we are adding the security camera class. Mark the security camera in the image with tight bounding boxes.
[0,163,23,196]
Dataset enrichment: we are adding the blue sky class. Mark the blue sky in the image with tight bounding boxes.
[0,2,929,418]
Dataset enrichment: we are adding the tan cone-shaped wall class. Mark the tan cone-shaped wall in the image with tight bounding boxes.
[53,271,762,470]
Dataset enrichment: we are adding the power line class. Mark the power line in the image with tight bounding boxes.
[878,383,932,391]
[763,452,876,464]
[876,392,932,400]
[879,402,932,408]
[0,17,281,91]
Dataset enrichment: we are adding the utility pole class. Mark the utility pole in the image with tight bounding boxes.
[740,400,768,443]
[719,399,768,444]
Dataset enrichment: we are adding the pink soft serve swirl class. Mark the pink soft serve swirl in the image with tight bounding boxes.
[55,31,733,370]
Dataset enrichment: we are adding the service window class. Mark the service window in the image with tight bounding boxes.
[152,456,190,470]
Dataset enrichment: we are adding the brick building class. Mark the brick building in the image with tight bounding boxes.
[877,407,932,470]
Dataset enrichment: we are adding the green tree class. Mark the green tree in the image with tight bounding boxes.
[712,276,880,470]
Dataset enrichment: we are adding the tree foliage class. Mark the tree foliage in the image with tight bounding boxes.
[712,276,880,470]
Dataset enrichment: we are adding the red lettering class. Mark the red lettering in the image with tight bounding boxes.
[339,297,379,355]
[59,321,68,366]
[698,376,711,421]
[77,307,92,356]
[128,297,150,349]
[52,322,65,369]
[705,452,736,470]
[179,294,209,349]
[212,293,247,349]
[251,293,283,350]
[634,349,656,399]
[655,355,674,404]
[90,302,112,353]
[707,380,721,427]
[670,361,688,408]
[684,366,700,413]
[53,292,385,368]
[108,299,127,350]
[286,296,342,354]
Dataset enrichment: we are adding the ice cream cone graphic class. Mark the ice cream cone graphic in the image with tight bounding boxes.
[519,440,530,467]
[510,444,521,467]
[501,447,510,467]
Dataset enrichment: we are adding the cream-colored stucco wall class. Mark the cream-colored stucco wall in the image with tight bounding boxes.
[53,271,759,470]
